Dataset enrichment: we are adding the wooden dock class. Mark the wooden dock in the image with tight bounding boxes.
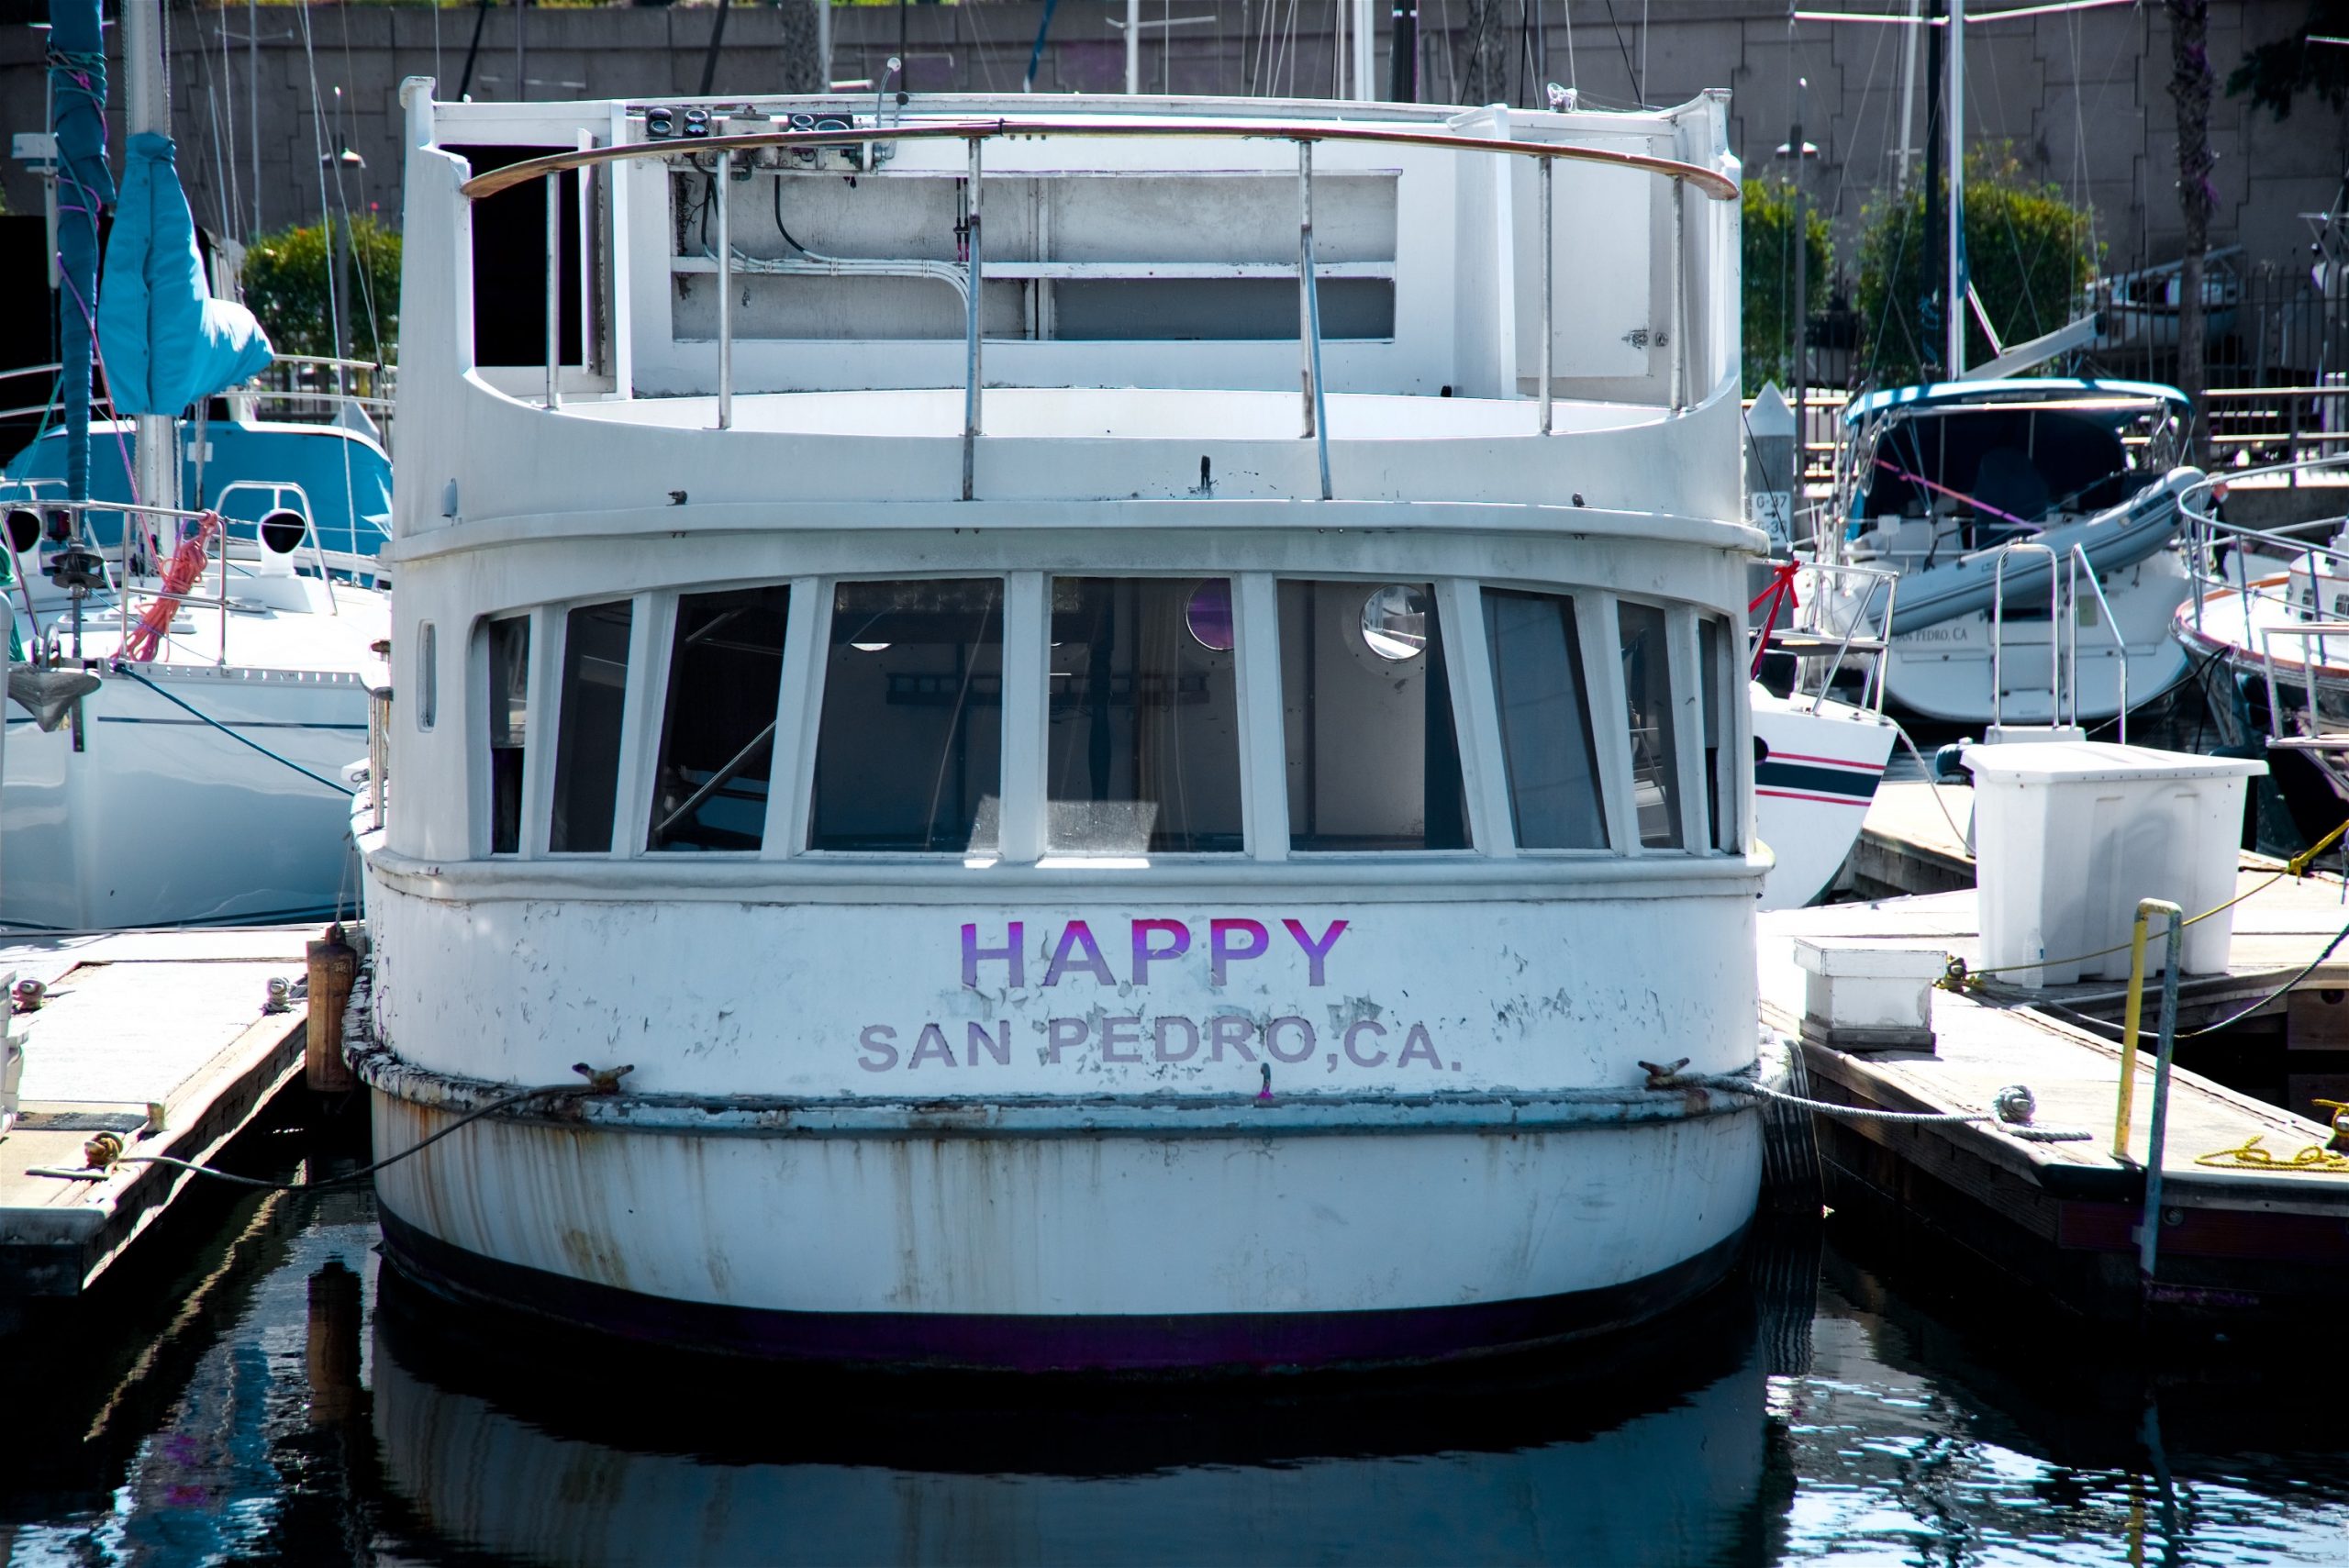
[1766,868,2349,1330]
[0,926,313,1300]
[1842,778,1976,898]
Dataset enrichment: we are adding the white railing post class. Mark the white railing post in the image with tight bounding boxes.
[1669,178,1687,411]
[716,150,733,430]
[545,168,562,409]
[1297,139,1331,501]
[963,136,983,502]
[1539,153,1553,435]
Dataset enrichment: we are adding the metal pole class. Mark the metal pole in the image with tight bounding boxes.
[1539,154,1553,435]
[1791,79,1808,464]
[1126,0,1140,93]
[125,0,182,529]
[248,0,260,235]
[715,152,732,429]
[2139,900,2185,1282]
[1669,180,1687,411]
[545,172,562,408]
[1895,0,1920,192]
[963,137,983,502]
[1945,0,1966,378]
[1298,140,1331,500]
[1352,0,1374,102]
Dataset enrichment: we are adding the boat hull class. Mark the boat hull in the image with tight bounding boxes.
[1751,684,1896,909]
[369,1085,1760,1371]
[2,664,367,929]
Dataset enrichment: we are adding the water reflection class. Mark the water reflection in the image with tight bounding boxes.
[369,1263,1781,1568]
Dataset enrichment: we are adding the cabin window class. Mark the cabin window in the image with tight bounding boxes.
[550,599,634,853]
[648,586,789,851]
[1481,587,1608,850]
[485,616,530,855]
[1699,616,1730,851]
[1279,580,1468,851]
[416,622,437,731]
[1617,601,1683,849]
[809,579,1004,852]
[1045,577,1244,854]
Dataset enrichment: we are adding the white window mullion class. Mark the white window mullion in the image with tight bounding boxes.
[761,578,824,859]
[603,593,660,858]
[1581,591,1639,855]
[1234,572,1289,862]
[1667,606,1710,853]
[998,572,1047,864]
[522,606,562,858]
[1436,577,1514,857]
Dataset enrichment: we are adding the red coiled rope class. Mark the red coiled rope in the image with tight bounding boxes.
[120,511,221,664]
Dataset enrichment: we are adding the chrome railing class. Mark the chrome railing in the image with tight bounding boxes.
[1769,556,1899,715]
[461,114,1741,500]
[0,354,395,432]
[1989,540,2062,731]
[2066,541,2132,744]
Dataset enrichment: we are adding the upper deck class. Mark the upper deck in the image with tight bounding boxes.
[392,84,1743,537]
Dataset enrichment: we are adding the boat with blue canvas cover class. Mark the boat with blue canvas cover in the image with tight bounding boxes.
[0,0,386,931]
[1799,377,2201,726]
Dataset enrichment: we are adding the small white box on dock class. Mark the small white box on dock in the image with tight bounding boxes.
[1964,742,2266,986]
[1791,939,1943,1052]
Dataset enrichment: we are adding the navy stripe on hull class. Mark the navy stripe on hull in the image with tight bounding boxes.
[1753,760,1880,800]
[378,1207,1750,1373]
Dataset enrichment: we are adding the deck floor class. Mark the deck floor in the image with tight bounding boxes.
[0,926,314,1298]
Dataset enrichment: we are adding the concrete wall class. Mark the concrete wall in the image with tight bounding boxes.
[0,1,2339,278]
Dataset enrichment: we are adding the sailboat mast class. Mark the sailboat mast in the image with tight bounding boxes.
[122,0,182,526]
[1945,0,1966,377]
[48,0,110,506]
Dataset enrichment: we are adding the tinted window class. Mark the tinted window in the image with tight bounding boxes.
[1618,601,1683,849]
[416,622,437,731]
[550,599,633,853]
[810,579,1004,852]
[1279,580,1467,851]
[486,616,529,854]
[649,586,789,851]
[1482,587,1607,850]
[1699,615,1728,851]
[1046,578,1244,854]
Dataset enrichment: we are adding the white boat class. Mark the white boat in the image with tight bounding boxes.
[352,82,1767,1369]
[1751,684,1895,909]
[0,514,387,930]
[1804,379,2200,726]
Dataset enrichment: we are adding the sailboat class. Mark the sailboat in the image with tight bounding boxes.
[1788,0,2201,729]
[0,0,389,931]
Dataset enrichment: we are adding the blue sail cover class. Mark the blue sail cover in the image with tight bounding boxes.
[97,132,273,415]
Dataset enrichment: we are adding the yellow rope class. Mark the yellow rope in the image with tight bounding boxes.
[1939,817,2349,992]
[2191,1134,2349,1174]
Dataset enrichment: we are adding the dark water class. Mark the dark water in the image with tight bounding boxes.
[5,1128,2349,1566]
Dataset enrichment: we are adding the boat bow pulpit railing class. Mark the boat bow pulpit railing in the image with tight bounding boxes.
[458,116,1741,503]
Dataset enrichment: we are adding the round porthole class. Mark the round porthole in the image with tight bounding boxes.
[1359,584,1431,661]
[1186,579,1234,652]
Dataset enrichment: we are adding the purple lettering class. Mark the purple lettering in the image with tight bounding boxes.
[1208,1014,1258,1062]
[1043,920,1117,987]
[1131,919,1191,984]
[962,922,1025,990]
[909,1024,956,1068]
[1397,1023,1442,1068]
[1100,1016,1143,1062]
[1209,918,1270,985]
[1281,918,1348,986]
[966,1020,1009,1066]
[1045,1017,1089,1063]
[1153,1016,1200,1062]
[1342,1018,1389,1067]
[857,1025,899,1072]
[1264,1016,1316,1063]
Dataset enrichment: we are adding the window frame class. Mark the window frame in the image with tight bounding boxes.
[634,581,804,860]
[544,594,652,857]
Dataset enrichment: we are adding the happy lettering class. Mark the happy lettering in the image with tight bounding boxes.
[960,917,1349,991]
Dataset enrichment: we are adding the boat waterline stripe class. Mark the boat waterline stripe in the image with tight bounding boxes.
[1755,787,1874,808]
[1754,761,1881,800]
[376,1207,1753,1372]
[1761,750,1887,773]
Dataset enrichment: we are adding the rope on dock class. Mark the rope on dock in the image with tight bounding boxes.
[1660,1067,2095,1143]
[2034,917,2349,1043]
[22,1063,634,1190]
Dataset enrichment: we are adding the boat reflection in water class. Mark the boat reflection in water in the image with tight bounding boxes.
[370,1267,1787,1567]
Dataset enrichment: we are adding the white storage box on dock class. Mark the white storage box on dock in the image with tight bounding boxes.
[1962,742,2265,985]
[1790,939,1944,1051]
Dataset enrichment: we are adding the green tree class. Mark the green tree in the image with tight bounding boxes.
[2226,0,2349,121]
[241,215,400,361]
[1854,149,2097,388]
[1742,176,1831,396]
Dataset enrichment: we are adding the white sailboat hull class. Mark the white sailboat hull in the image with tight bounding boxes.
[1751,684,1897,909]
